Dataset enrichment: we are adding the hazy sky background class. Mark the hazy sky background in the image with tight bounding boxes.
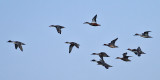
[0,0,160,80]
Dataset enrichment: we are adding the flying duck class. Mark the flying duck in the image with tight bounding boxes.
[8,40,25,52]
[116,52,132,62]
[104,38,118,48]
[49,25,65,34]
[137,47,146,56]
[91,52,109,61]
[134,31,152,38]
[83,14,101,26]
[91,59,112,69]
[127,48,138,55]
[65,42,79,53]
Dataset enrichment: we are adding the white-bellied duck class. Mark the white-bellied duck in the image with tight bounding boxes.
[116,52,132,62]
[134,31,152,38]
[104,38,118,48]
[8,40,25,52]
[91,59,112,69]
[49,25,65,34]
[65,42,79,53]
[83,14,100,26]
[91,52,109,61]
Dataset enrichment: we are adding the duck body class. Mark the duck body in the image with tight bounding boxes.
[84,14,100,26]
[134,31,152,38]
[92,52,109,61]
[8,40,25,51]
[65,42,79,53]
[128,47,146,57]
[91,59,112,69]
[116,52,131,62]
[104,38,118,48]
[49,25,65,34]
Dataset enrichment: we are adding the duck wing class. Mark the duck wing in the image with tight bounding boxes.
[15,44,18,49]
[123,52,127,57]
[110,38,118,45]
[74,43,79,48]
[143,31,151,36]
[92,14,97,23]
[69,44,74,53]
[56,27,62,34]
[99,55,104,61]
[18,44,23,51]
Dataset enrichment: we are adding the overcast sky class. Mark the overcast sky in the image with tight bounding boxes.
[0,0,160,80]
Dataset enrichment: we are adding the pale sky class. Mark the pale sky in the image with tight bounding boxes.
[0,0,160,80]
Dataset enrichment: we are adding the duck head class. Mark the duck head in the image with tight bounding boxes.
[134,33,140,36]
[8,40,12,42]
[49,25,54,27]
[103,44,109,46]
[83,22,90,24]
[116,57,121,59]
[91,59,96,62]
[127,48,131,51]
[91,53,98,55]
[65,42,70,44]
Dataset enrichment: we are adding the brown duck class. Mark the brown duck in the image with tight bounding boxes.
[84,14,101,26]
[65,42,79,53]
[134,31,152,38]
[49,25,65,34]
[8,40,25,52]
[116,52,132,62]
[91,52,109,61]
[91,59,112,69]
[104,38,118,48]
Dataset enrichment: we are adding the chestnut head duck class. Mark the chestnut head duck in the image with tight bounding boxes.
[104,38,118,48]
[134,31,152,38]
[8,40,25,52]
[116,52,131,62]
[83,14,101,26]
[49,25,65,34]
[65,42,79,53]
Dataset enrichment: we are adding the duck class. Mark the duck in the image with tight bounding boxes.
[127,48,138,55]
[104,38,118,48]
[137,47,146,56]
[8,40,25,52]
[128,47,145,56]
[83,14,101,26]
[49,25,65,34]
[116,52,132,62]
[91,59,112,69]
[65,42,79,53]
[91,52,109,61]
[134,31,152,38]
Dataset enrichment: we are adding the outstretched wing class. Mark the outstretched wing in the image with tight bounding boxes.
[137,47,141,52]
[18,44,23,51]
[143,31,151,36]
[56,27,62,34]
[69,44,74,53]
[15,44,18,49]
[110,38,118,45]
[123,52,127,57]
[92,14,97,23]
[74,43,79,48]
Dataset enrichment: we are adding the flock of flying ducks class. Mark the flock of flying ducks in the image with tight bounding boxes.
[8,14,152,70]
